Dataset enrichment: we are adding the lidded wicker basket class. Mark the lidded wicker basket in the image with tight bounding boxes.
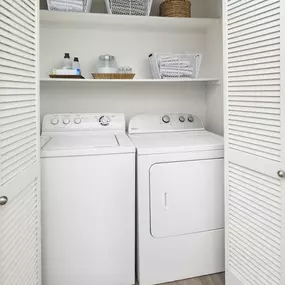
[160,0,191,18]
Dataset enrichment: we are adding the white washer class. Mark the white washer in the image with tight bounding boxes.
[128,113,224,285]
[41,113,135,285]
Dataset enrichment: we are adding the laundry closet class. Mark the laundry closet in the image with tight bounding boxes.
[0,1,284,285]
[40,0,223,136]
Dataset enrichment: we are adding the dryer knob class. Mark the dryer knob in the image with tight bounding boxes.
[188,115,194,123]
[99,116,110,126]
[162,115,170,124]
[63,118,70,125]
[179,116,185,122]
[51,118,59,125]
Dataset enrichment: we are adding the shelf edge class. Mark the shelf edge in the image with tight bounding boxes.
[40,10,220,31]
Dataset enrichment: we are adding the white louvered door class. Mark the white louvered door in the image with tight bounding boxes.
[224,1,285,285]
[0,1,40,285]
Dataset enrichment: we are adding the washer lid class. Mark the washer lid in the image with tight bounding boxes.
[128,131,224,155]
[41,133,135,157]
[45,134,118,149]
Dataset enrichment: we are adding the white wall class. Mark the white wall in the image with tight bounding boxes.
[41,82,207,122]
[205,21,224,136]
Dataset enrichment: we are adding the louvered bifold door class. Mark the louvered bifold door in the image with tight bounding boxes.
[224,1,285,285]
[0,1,41,285]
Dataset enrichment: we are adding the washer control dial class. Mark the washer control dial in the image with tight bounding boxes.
[188,115,194,123]
[63,118,70,125]
[179,116,185,122]
[162,115,170,124]
[74,118,81,124]
[51,118,59,125]
[99,116,111,126]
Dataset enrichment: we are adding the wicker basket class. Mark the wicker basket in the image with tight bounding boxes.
[92,73,135,79]
[47,0,92,12]
[160,0,191,18]
[105,0,153,16]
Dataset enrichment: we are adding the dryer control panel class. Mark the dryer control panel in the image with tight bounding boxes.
[128,113,204,134]
[42,113,126,133]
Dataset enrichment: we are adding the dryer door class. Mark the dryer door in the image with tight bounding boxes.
[150,158,224,238]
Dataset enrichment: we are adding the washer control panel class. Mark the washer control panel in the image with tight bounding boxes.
[128,113,204,134]
[42,113,126,133]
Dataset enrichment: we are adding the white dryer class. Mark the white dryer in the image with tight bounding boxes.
[41,113,135,285]
[128,113,224,285]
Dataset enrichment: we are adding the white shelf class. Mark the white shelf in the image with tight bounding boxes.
[41,78,220,83]
[40,10,220,31]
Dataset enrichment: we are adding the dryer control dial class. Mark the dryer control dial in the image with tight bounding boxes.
[74,118,81,124]
[162,115,170,124]
[179,116,185,122]
[99,116,110,126]
[188,115,194,123]
[63,118,70,125]
[51,118,59,125]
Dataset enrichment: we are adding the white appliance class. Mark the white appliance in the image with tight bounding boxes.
[128,113,224,285]
[41,113,135,285]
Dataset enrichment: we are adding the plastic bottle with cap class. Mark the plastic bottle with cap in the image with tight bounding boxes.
[73,57,81,75]
[63,53,72,69]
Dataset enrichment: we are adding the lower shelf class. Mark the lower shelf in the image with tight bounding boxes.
[40,78,220,83]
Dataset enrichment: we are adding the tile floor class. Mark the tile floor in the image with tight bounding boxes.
[163,273,225,285]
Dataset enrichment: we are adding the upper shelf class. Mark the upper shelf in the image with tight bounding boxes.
[40,10,220,31]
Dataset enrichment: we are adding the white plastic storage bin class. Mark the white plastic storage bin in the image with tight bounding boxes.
[149,53,202,79]
[47,0,92,12]
[105,0,153,16]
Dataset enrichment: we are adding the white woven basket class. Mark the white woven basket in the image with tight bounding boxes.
[47,0,92,12]
[105,0,153,16]
[149,53,202,79]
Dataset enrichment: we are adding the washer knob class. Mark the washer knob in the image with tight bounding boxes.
[63,118,70,125]
[51,118,59,125]
[188,115,194,123]
[179,116,185,122]
[162,115,170,124]
[99,116,110,126]
[74,118,81,124]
